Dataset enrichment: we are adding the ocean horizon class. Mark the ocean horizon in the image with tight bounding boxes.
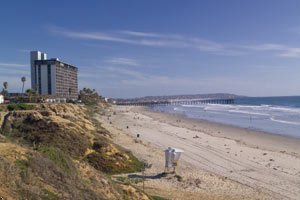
[151,96,300,139]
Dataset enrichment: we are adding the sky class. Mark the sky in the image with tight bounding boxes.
[1,0,300,98]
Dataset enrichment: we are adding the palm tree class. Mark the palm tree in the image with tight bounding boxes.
[21,77,26,94]
[3,82,8,90]
[2,82,8,97]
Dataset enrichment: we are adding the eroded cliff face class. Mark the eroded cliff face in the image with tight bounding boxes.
[0,103,148,200]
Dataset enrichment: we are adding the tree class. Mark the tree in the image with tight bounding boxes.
[26,89,36,102]
[79,88,100,105]
[21,77,26,94]
[3,82,8,90]
[2,82,8,97]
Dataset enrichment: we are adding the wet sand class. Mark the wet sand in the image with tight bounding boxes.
[96,105,300,200]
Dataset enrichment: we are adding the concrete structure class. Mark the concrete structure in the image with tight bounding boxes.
[30,51,78,100]
[0,94,4,104]
[164,147,184,173]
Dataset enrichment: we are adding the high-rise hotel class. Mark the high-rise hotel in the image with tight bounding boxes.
[30,51,78,100]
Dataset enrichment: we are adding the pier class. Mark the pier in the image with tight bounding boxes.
[116,98,235,106]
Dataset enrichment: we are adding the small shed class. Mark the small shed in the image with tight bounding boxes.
[164,147,184,173]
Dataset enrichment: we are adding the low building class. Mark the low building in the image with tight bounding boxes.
[30,51,78,100]
[0,94,4,104]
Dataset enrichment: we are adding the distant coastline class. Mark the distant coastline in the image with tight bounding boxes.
[150,96,300,139]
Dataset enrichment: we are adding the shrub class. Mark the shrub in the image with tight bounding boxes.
[39,147,74,173]
[42,189,59,200]
[7,104,17,111]
[15,159,29,172]
[151,196,168,200]
[7,103,33,111]
[86,150,144,174]
[18,103,33,110]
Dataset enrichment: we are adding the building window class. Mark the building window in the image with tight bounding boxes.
[47,65,52,94]
[38,65,41,94]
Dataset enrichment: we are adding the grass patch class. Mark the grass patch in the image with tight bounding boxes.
[42,189,59,200]
[151,195,168,200]
[86,147,144,174]
[15,159,30,181]
[15,159,29,172]
[115,176,143,185]
[7,103,34,111]
[39,147,74,173]
[0,105,6,111]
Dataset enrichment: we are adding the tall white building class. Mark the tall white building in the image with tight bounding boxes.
[30,51,78,99]
[30,51,47,90]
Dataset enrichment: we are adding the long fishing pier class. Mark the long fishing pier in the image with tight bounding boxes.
[116,98,235,106]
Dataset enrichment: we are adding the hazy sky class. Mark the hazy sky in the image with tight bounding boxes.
[1,0,300,98]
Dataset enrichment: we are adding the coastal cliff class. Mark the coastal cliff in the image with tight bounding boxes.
[0,103,150,200]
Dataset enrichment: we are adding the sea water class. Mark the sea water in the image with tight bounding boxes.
[151,96,300,138]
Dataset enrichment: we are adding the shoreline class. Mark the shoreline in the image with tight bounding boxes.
[150,104,300,140]
[143,106,300,157]
[96,105,300,200]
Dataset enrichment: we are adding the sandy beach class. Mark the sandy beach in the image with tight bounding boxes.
[96,105,300,200]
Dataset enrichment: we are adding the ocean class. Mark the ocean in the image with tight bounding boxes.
[151,96,300,138]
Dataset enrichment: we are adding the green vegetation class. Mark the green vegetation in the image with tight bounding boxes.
[1,111,90,159]
[15,159,29,172]
[15,159,30,182]
[150,195,168,200]
[86,150,144,174]
[115,176,143,185]
[39,147,74,173]
[7,103,34,111]
[79,88,101,105]
[0,103,151,199]
[42,189,59,200]
[0,104,6,111]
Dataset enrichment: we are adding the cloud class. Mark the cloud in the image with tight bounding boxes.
[105,57,140,66]
[0,62,29,74]
[279,48,300,58]
[47,26,242,55]
[0,63,28,67]
[242,43,286,51]
[118,30,162,38]
[242,43,300,58]
[48,25,300,58]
